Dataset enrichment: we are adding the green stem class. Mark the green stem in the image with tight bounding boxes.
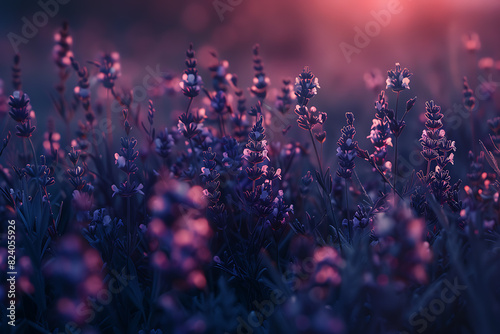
[394,91,400,202]
[327,193,343,254]
[186,96,193,114]
[345,178,351,243]
[309,129,323,176]
[106,89,112,149]
[127,174,131,258]
[353,170,373,205]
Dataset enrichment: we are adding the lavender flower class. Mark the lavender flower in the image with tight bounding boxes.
[0,131,11,157]
[417,101,459,208]
[276,78,294,114]
[419,100,455,170]
[463,76,476,111]
[386,62,412,92]
[179,43,203,98]
[300,171,313,196]
[243,115,268,185]
[269,190,293,230]
[200,147,221,203]
[336,112,357,179]
[142,99,156,143]
[155,128,174,159]
[295,106,326,131]
[178,110,203,139]
[209,90,228,115]
[249,44,269,100]
[294,67,320,107]
[53,21,73,69]
[221,136,242,175]
[12,54,22,91]
[23,155,55,188]
[111,115,143,198]
[208,53,229,92]
[8,90,31,123]
[15,120,36,138]
[9,91,36,138]
[111,181,144,198]
[358,91,394,176]
[67,147,90,192]
[93,52,121,89]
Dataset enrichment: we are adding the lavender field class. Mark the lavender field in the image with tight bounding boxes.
[1,0,500,333]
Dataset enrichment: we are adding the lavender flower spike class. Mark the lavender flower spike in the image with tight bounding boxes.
[386,62,412,92]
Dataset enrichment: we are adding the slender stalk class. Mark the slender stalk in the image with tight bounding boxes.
[106,89,112,148]
[186,97,200,176]
[353,170,373,206]
[320,142,324,168]
[394,91,400,202]
[218,114,226,137]
[28,138,56,232]
[309,129,324,176]
[186,96,193,114]
[372,161,404,200]
[470,107,477,156]
[425,160,431,180]
[345,178,351,243]
[28,138,40,190]
[327,193,343,254]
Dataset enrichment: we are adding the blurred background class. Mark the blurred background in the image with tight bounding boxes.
[0,0,500,178]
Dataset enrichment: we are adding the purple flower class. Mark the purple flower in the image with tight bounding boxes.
[463,77,476,111]
[209,90,227,115]
[249,44,269,100]
[294,67,320,106]
[276,78,294,114]
[8,90,31,123]
[295,105,326,131]
[155,128,174,159]
[52,21,73,69]
[336,112,357,179]
[386,62,412,92]
[179,44,203,98]
[111,181,144,197]
[15,119,36,138]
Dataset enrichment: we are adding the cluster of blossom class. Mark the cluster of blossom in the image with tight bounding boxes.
[179,44,203,98]
[372,205,432,285]
[294,67,325,132]
[201,147,227,230]
[336,112,357,179]
[92,52,121,90]
[276,78,294,114]
[208,52,229,92]
[112,110,144,198]
[365,91,393,175]
[148,177,211,290]
[52,21,73,69]
[9,90,35,138]
[249,44,269,101]
[417,101,461,208]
